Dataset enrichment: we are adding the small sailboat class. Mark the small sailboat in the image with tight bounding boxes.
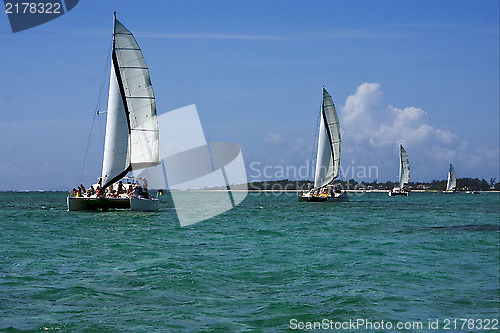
[443,163,459,194]
[67,13,160,211]
[299,87,348,202]
[388,144,410,196]
[466,190,480,194]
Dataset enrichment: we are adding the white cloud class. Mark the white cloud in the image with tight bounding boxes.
[246,132,311,179]
[339,83,498,181]
[263,133,286,145]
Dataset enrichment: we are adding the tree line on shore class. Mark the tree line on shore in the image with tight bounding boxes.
[238,177,499,191]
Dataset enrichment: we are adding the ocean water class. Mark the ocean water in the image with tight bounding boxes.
[0,191,499,332]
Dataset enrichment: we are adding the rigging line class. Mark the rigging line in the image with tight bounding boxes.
[77,110,98,186]
[77,37,112,185]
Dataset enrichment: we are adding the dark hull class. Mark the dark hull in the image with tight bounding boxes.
[67,197,130,211]
[298,194,349,202]
[298,195,328,202]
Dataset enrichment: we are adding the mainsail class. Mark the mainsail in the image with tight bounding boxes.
[101,14,160,190]
[446,163,457,191]
[399,144,410,189]
[314,88,341,188]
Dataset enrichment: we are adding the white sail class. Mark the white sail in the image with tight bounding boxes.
[101,16,159,189]
[399,144,410,189]
[314,88,341,188]
[101,64,131,189]
[446,163,456,191]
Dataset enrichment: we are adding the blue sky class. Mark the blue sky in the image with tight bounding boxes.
[1,0,499,190]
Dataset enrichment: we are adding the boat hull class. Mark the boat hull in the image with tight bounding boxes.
[298,194,349,202]
[327,194,349,202]
[67,196,130,211]
[298,195,327,202]
[130,197,160,211]
[388,191,409,197]
[67,196,160,211]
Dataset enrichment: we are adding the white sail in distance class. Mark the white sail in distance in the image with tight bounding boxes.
[314,88,341,188]
[446,163,457,191]
[101,15,160,190]
[399,144,410,189]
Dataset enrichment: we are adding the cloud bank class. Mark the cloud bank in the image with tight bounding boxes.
[339,83,499,181]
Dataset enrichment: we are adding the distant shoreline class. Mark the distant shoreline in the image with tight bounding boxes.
[2,178,499,193]
[0,189,500,194]
[181,189,500,193]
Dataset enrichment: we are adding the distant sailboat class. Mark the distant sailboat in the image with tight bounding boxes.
[299,87,348,202]
[443,163,458,194]
[67,13,160,211]
[388,144,410,196]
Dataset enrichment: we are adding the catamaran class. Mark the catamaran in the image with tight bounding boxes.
[67,13,160,211]
[443,163,458,194]
[299,87,348,202]
[388,144,410,196]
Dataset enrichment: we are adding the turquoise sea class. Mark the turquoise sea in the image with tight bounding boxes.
[1,191,499,332]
